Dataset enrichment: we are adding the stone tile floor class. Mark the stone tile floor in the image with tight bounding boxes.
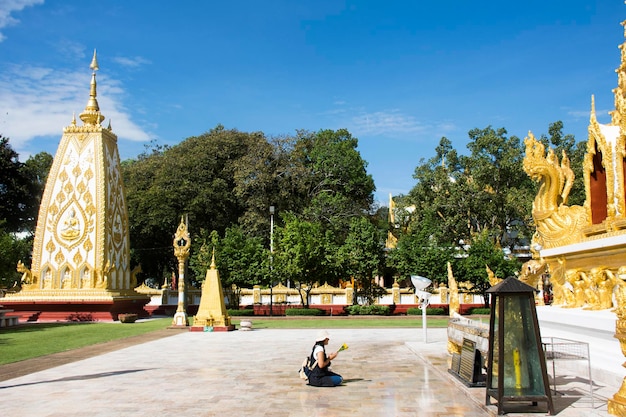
[0,325,615,416]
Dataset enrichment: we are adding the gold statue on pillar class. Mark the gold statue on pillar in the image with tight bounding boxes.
[447,262,459,317]
[385,193,398,249]
[171,217,190,327]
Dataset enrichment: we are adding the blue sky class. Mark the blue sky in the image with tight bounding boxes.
[0,1,624,204]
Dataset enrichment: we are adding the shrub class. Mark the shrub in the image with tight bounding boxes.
[228,309,254,316]
[345,305,390,315]
[406,307,446,316]
[468,307,491,315]
[285,308,323,316]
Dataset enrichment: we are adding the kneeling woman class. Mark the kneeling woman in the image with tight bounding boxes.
[308,330,343,387]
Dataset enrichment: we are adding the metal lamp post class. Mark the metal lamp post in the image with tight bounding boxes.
[172,217,191,327]
[411,275,432,343]
[269,205,274,317]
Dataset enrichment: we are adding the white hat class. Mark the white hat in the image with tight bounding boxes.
[316,329,330,342]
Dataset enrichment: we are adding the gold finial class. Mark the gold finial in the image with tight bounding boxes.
[590,95,597,122]
[90,49,99,72]
[71,112,76,126]
[79,49,105,126]
[210,247,216,269]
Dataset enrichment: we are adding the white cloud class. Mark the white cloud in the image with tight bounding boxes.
[0,64,151,154]
[112,55,152,68]
[0,0,44,42]
[350,109,426,136]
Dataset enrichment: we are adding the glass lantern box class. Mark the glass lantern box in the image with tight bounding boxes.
[485,277,553,415]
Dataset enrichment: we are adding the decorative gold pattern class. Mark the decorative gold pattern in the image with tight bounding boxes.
[7,51,137,301]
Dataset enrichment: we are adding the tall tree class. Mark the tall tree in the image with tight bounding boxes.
[122,126,268,283]
[20,151,53,233]
[273,214,338,308]
[294,129,375,234]
[189,226,268,307]
[454,229,520,306]
[338,216,385,305]
[463,126,535,247]
[0,136,31,233]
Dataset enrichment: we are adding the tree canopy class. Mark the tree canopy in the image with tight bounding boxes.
[1,120,587,306]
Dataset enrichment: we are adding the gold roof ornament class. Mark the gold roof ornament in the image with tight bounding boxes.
[79,49,105,126]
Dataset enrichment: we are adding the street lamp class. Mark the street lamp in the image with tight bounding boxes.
[411,275,432,342]
[269,205,275,316]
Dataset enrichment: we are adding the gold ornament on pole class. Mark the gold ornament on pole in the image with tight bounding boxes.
[171,216,190,327]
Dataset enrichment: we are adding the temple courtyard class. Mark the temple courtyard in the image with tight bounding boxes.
[0,306,619,416]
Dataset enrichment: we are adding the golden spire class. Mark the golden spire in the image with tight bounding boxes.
[590,94,597,123]
[79,49,105,126]
[210,247,216,270]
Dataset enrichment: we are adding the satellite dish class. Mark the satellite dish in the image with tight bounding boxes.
[410,275,432,291]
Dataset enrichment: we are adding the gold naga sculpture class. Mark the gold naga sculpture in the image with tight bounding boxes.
[522,133,588,251]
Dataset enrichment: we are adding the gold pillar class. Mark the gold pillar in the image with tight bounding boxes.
[610,279,626,415]
[253,285,261,304]
[392,280,400,304]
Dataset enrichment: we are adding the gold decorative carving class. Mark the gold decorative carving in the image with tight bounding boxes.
[518,259,546,288]
[523,133,589,250]
[486,265,501,286]
[173,219,191,260]
[447,262,460,317]
[16,261,34,286]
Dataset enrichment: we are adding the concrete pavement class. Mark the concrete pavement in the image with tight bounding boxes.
[0,306,622,416]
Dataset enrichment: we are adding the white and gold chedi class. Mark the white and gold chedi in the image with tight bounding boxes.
[521,20,626,416]
[8,51,143,302]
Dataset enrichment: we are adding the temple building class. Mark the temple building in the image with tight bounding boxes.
[522,20,626,416]
[3,51,147,321]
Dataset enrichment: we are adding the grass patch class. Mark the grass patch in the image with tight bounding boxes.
[0,318,171,365]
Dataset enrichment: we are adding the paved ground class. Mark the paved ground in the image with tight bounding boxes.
[0,307,621,416]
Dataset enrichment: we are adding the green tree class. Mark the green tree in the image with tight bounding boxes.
[339,216,385,305]
[408,136,471,245]
[20,151,53,233]
[454,229,520,306]
[122,126,268,284]
[463,126,535,248]
[190,226,268,307]
[293,129,375,233]
[388,228,454,286]
[0,224,31,289]
[273,214,337,308]
[0,136,32,233]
